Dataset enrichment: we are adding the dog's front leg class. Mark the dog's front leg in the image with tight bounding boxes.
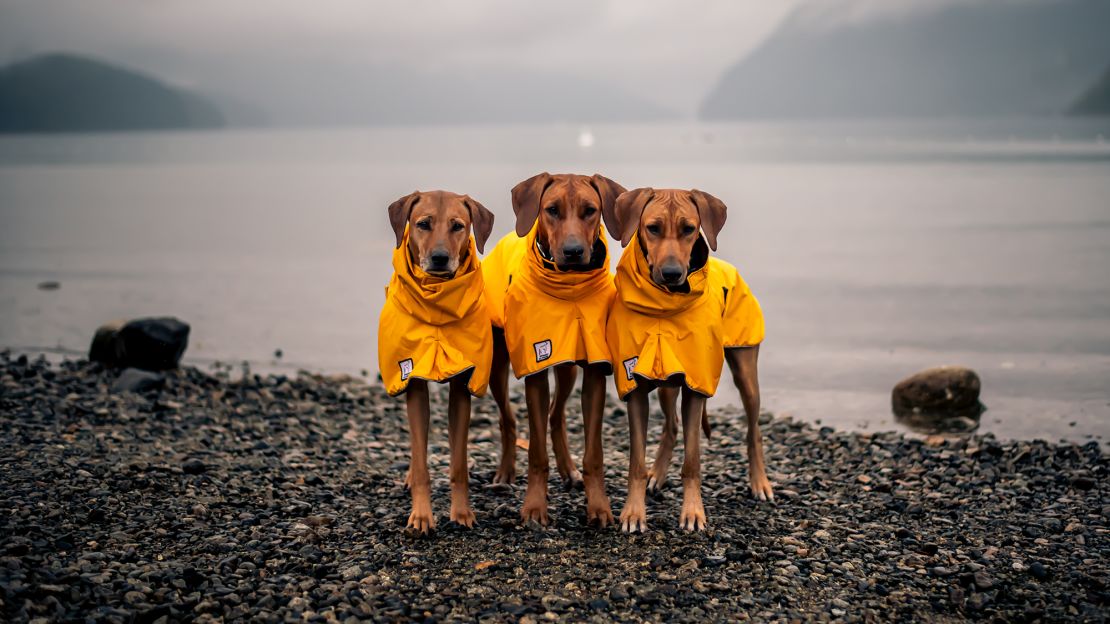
[490,327,517,485]
[679,386,708,531]
[647,385,679,493]
[405,380,435,533]
[581,364,613,527]
[550,364,583,489]
[725,345,773,501]
[521,372,551,525]
[619,387,650,533]
[447,377,475,527]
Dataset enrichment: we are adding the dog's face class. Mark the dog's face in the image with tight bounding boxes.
[607,188,728,287]
[388,190,494,277]
[512,173,625,268]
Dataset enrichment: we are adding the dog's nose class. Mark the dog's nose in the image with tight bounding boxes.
[562,242,585,261]
[429,250,450,269]
[660,263,684,284]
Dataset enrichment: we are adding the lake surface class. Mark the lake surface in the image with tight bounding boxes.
[1,119,1108,444]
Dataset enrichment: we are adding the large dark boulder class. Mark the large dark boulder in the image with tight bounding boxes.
[88,317,190,370]
[892,366,982,417]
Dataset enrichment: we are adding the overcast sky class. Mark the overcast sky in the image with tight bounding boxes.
[0,0,996,119]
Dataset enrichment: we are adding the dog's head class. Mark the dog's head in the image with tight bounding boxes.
[606,188,727,287]
[388,190,494,277]
[511,173,625,268]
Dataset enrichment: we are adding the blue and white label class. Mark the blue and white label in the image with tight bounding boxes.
[399,358,414,381]
[534,339,552,362]
[623,356,639,380]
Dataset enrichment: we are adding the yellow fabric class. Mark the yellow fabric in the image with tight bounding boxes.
[607,234,764,399]
[483,225,615,378]
[378,229,492,396]
[480,231,529,329]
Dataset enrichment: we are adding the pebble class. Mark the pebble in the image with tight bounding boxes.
[0,352,1105,622]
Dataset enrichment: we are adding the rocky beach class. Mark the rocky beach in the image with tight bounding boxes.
[1,350,1107,622]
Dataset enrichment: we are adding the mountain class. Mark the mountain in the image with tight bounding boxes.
[1070,65,1110,115]
[0,53,224,133]
[700,0,1110,119]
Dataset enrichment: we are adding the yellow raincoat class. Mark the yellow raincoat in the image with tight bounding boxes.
[607,234,764,399]
[482,226,615,378]
[378,230,492,396]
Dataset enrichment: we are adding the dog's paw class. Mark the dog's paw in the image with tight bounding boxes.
[450,505,476,528]
[562,469,585,491]
[620,504,648,533]
[520,501,549,527]
[407,505,436,534]
[750,474,775,502]
[679,501,707,532]
[492,464,516,486]
[587,498,614,529]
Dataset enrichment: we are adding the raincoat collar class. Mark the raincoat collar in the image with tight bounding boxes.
[389,228,485,326]
[614,233,710,317]
[519,222,611,301]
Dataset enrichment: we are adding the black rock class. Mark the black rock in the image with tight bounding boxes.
[588,599,609,611]
[1029,562,1049,580]
[182,459,207,475]
[89,317,190,370]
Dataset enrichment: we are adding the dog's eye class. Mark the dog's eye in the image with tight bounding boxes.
[646,224,661,236]
[682,224,697,236]
[416,220,432,231]
[451,222,465,232]
[544,205,559,217]
[582,205,597,217]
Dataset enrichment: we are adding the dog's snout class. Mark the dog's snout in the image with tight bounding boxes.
[429,249,450,269]
[660,262,685,285]
[562,241,585,261]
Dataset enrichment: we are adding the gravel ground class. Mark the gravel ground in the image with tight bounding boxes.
[1,351,1107,622]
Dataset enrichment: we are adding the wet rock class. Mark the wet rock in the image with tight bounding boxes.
[891,366,982,418]
[89,317,190,370]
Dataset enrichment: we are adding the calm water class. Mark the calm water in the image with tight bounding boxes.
[2,119,1109,444]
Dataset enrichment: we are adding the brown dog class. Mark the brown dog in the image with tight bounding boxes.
[604,188,769,532]
[483,173,625,527]
[380,190,494,533]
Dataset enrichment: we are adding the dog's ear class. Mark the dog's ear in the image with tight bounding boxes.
[613,188,654,247]
[388,191,421,248]
[591,174,627,237]
[511,172,552,237]
[690,189,727,251]
[464,196,495,253]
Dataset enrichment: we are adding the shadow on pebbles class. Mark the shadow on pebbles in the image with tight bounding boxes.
[1,352,1107,622]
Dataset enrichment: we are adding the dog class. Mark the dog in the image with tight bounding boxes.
[378,190,495,533]
[482,172,626,527]
[603,187,769,532]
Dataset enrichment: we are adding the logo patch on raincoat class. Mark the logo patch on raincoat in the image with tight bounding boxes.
[399,358,414,381]
[623,356,639,380]
[534,340,552,362]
